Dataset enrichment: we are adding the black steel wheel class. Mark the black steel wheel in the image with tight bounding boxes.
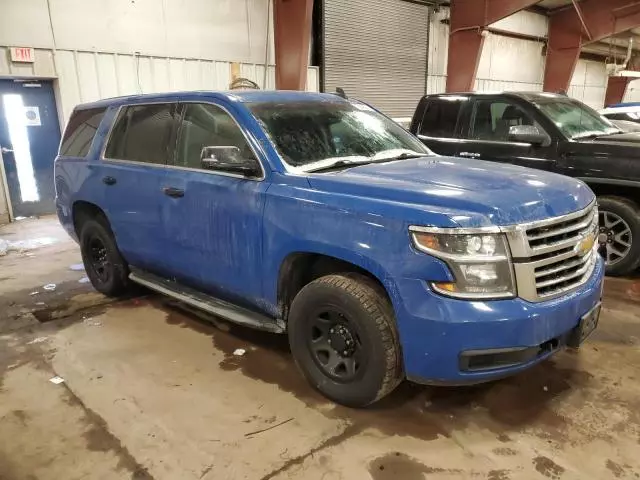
[288,273,403,407]
[308,308,366,382]
[80,216,130,296]
[597,196,640,276]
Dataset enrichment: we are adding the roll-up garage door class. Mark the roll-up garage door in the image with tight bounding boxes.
[323,0,429,118]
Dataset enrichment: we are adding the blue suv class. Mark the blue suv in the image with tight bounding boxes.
[55,91,604,407]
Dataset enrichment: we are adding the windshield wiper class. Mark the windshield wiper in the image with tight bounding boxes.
[303,150,427,173]
[305,159,363,173]
[574,131,622,140]
[371,152,426,162]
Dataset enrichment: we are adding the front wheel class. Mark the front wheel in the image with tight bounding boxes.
[598,196,640,276]
[288,273,403,407]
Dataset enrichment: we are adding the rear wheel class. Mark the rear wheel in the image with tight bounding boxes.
[79,217,130,296]
[288,273,403,407]
[597,196,640,276]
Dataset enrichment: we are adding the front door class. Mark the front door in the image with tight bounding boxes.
[458,97,556,171]
[0,80,61,218]
[162,101,268,310]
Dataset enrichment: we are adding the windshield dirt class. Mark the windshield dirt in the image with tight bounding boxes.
[248,101,430,170]
[535,99,620,139]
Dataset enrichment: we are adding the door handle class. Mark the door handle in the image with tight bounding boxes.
[1,147,13,154]
[459,151,481,158]
[163,187,184,198]
[102,176,117,185]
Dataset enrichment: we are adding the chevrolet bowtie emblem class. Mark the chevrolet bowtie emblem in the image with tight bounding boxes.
[575,232,596,257]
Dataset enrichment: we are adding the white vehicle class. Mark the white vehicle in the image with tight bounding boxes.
[600,103,640,132]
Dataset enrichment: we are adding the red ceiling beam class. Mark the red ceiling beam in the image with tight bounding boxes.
[273,0,313,90]
[543,0,640,94]
[446,0,539,92]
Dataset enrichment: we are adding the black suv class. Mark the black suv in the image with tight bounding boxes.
[410,91,640,275]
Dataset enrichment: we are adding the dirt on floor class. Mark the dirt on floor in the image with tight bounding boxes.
[1,217,640,480]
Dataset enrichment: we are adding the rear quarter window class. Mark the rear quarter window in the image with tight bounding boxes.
[59,107,107,157]
[419,98,464,138]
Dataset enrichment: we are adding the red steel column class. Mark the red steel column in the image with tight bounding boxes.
[543,0,640,94]
[605,77,632,106]
[273,0,313,90]
[543,20,582,93]
[446,0,540,92]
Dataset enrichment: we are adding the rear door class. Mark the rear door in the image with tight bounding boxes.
[413,96,467,157]
[457,96,556,170]
[161,101,269,308]
[97,103,179,275]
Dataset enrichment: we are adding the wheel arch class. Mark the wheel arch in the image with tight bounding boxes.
[72,200,109,237]
[276,250,394,321]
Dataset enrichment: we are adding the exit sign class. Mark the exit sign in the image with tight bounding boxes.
[10,47,35,63]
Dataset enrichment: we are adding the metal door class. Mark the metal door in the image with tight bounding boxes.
[0,80,61,218]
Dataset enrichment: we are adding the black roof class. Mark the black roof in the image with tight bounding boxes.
[424,91,568,101]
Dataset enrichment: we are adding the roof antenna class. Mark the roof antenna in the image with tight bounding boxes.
[335,87,347,99]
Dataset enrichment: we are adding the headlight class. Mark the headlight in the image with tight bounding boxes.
[410,227,515,299]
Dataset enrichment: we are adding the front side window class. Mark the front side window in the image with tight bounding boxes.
[174,103,257,170]
[534,99,620,139]
[60,107,106,157]
[104,103,177,164]
[419,97,464,138]
[248,101,430,171]
[470,99,538,142]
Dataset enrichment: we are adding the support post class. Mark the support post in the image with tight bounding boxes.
[273,0,313,91]
[543,0,640,94]
[605,77,632,106]
[446,0,540,92]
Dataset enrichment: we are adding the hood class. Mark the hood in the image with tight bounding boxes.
[307,156,594,227]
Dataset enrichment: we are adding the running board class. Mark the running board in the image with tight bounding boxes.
[129,270,285,334]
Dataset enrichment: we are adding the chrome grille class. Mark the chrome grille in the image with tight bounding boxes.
[505,201,599,302]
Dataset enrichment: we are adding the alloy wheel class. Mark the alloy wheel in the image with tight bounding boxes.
[598,210,632,266]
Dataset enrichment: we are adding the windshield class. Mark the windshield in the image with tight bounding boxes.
[534,98,620,139]
[248,100,431,171]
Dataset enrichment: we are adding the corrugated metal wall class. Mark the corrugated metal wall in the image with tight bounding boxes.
[323,0,429,117]
[0,47,319,129]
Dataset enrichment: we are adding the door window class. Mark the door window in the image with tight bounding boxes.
[104,103,177,164]
[419,97,464,138]
[470,100,537,142]
[174,103,258,171]
[60,107,106,157]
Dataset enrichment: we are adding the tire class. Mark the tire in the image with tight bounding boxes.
[288,273,403,407]
[598,196,640,276]
[79,216,130,296]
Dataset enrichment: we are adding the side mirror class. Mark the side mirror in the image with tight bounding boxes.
[508,125,547,146]
[200,146,260,177]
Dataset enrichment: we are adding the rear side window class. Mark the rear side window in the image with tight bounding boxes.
[104,103,177,164]
[60,107,106,157]
[419,98,464,138]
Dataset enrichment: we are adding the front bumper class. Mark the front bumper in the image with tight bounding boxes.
[394,256,604,384]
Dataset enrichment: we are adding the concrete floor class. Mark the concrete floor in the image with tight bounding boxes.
[1,217,639,480]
